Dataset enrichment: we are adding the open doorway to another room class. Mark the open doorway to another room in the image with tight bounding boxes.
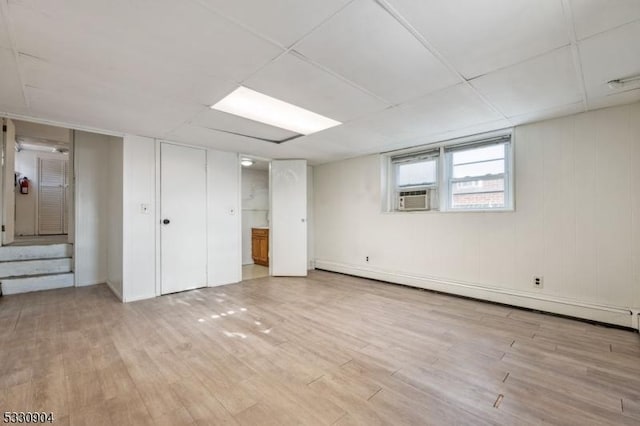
[11,120,72,246]
[241,156,270,281]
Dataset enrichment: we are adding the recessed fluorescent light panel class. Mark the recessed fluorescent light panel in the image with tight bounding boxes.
[211,86,341,136]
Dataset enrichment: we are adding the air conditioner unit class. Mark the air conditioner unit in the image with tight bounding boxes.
[398,190,429,211]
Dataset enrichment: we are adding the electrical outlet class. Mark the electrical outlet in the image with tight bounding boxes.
[366,256,369,263]
[533,276,543,288]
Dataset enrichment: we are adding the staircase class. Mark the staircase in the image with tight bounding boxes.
[0,243,74,295]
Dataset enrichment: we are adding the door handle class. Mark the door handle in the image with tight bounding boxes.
[162,219,170,225]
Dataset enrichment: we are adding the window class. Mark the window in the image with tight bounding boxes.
[445,138,511,210]
[386,132,513,212]
[390,150,439,211]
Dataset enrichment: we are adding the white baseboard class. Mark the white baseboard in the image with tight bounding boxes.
[106,280,123,301]
[315,260,637,330]
[123,293,155,303]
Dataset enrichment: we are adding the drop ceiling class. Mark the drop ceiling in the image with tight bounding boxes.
[1,0,639,164]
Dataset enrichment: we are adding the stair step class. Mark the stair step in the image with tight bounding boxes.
[0,258,72,278]
[0,243,72,262]
[1,272,74,295]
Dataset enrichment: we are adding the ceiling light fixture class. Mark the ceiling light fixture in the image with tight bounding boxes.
[211,86,341,135]
[607,74,640,90]
[240,158,254,167]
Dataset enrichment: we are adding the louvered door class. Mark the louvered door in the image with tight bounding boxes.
[38,158,67,235]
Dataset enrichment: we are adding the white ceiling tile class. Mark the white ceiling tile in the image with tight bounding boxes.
[9,0,283,84]
[389,0,569,78]
[380,118,513,153]
[20,53,238,111]
[471,47,583,117]
[277,136,359,164]
[0,47,27,113]
[191,109,299,142]
[587,88,640,111]
[2,0,638,163]
[570,0,640,40]
[166,125,280,157]
[507,102,585,126]
[18,53,213,115]
[244,53,389,123]
[300,120,392,153]
[21,57,206,138]
[295,0,459,104]
[579,21,640,100]
[197,0,351,47]
[167,123,359,165]
[167,124,314,160]
[356,84,502,142]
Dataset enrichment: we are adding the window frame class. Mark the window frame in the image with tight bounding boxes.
[390,149,440,211]
[383,130,514,213]
[445,138,512,211]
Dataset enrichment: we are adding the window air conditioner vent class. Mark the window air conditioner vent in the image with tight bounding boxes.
[399,190,429,211]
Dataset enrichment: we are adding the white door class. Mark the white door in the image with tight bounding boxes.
[38,157,67,235]
[271,160,307,276]
[160,143,208,294]
[2,118,15,245]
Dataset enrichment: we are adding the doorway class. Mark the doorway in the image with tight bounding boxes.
[240,156,270,281]
[2,118,73,246]
[240,157,309,281]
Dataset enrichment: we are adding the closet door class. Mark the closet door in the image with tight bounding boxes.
[38,158,66,235]
[271,160,307,276]
[160,143,207,294]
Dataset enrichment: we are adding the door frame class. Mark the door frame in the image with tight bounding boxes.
[0,118,75,245]
[1,118,16,246]
[239,154,273,278]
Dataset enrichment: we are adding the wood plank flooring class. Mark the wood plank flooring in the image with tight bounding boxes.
[1,270,639,425]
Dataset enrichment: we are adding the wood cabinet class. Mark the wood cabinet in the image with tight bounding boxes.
[251,228,269,266]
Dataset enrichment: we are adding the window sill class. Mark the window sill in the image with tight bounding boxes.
[382,208,515,215]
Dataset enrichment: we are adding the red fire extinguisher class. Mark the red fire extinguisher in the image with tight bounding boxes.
[18,177,29,195]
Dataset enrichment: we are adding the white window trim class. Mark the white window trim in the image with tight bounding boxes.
[382,129,515,213]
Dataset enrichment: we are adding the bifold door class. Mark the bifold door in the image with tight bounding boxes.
[160,143,207,294]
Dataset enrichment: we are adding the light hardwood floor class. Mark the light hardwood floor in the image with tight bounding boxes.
[1,270,639,425]
[242,264,269,281]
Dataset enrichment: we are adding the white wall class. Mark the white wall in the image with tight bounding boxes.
[207,149,242,286]
[74,130,109,286]
[314,102,640,328]
[106,137,123,299]
[122,135,156,302]
[14,150,69,236]
[241,168,269,265]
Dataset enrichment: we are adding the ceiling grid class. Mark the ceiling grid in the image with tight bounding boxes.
[0,0,638,163]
